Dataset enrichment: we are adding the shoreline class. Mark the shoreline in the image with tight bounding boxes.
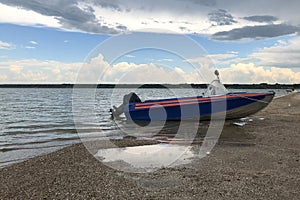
[1,93,299,199]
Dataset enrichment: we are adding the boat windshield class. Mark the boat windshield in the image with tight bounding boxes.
[204,79,228,97]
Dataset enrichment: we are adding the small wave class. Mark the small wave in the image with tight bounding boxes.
[0,135,80,148]
[0,125,117,136]
[0,143,73,152]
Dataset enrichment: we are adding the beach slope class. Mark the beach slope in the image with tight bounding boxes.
[1,93,299,199]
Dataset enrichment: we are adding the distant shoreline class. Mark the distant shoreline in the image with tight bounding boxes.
[0,83,299,89]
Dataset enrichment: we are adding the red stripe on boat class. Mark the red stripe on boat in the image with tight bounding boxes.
[134,93,266,110]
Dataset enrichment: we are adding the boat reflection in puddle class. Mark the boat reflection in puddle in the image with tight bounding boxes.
[95,118,257,172]
[95,143,195,173]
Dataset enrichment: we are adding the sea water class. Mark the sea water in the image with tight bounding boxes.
[0,88,288,167]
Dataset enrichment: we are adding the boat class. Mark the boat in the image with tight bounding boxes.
[111,71,275,121]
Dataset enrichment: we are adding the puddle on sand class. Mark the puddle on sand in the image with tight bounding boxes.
[95,119,257,172]
[95,143,195,173]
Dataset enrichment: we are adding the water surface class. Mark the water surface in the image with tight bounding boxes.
[0,88,288,167]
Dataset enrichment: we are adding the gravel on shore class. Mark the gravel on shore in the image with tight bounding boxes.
[1,93,299,199]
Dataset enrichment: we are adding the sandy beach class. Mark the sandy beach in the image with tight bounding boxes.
[1,93,299,199]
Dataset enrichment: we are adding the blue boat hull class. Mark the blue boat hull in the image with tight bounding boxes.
[124,92,275,121]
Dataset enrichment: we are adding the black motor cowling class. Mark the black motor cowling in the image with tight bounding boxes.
[123,92,141,104]
[110,92,141,119]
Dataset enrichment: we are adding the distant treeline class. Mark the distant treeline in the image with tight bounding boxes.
[0,83,299,89]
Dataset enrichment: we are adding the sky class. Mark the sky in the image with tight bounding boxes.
[0,0,300,84]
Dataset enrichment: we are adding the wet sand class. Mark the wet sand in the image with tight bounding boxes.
[1,93,300,199]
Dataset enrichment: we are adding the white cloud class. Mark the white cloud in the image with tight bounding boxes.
[0,40,13,50]
[0,58,81,83]
[219,63,300,84]
[9,65,23,73]
[1,0,298,37]
[184,43,300,83]
[0,74,7,81]
[25,46,36,49]
[250,37,300,68]
[0,3,60,28]
[0,54,299,84]
[186,53,239,66]
[187,36,300,69]
[29,41,38,45]
[55,54,300,84]
[208,53,238,60]
[0,59,80,69]
[76,54,204,84]
[125,54,135,58]
[161,58,174,62]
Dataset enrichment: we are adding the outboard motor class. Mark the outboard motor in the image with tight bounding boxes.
[110,92,141,119]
